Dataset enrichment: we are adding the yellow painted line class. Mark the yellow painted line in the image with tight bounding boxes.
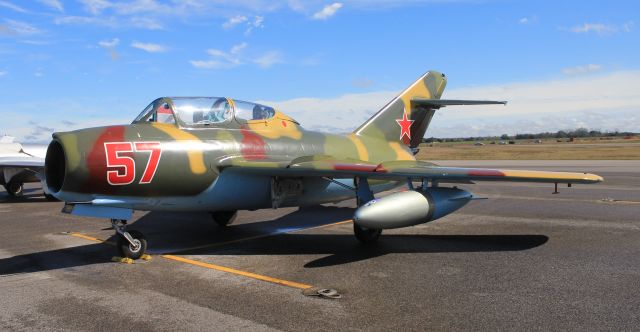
[69,232,113,244]
[161,254,313,289]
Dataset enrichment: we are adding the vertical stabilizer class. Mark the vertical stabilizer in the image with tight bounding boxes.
[353,71,446,148]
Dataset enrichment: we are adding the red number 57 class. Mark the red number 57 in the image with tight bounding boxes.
[104,141,162,185]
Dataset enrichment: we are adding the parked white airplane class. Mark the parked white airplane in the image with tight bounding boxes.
[0,136,51,199]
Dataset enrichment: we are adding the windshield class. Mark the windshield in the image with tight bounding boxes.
[172,97,232,126]
[133,98,176,124]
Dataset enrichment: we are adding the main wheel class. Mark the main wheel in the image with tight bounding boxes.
[117,230,147,260]
[354,223,382,244]
[211,210,238,227]
[5,180,24,198]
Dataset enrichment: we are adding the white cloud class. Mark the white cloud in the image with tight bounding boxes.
[570,23,616,35]
[189,60,230,70]
[260,70,640,137]
[38,0,64,12]
[0,1,27,13]
[130,17,164,30]
[0,70,7,76]
[191,43,282,70]
[518,15,536,25]
[54,16,118,28]
[98,38,119,48]
[223,15,247,29]
[253,50,284,68]
[0,20,41,36]
[191,43,247,69]
[80,0,112,15]
[131,41,168,53]
[230,42,247,54]
[222,15,264,35]
[245,15,264,35]
[253,15,264,27]
[312,2,343,20]
[98,38,120,60]
[562,64,602,76]
[55,15,163,30]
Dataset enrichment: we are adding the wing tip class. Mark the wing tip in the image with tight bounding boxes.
[583,173,604,183]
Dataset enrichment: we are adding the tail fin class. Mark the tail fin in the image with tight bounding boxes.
[354,70,447,148]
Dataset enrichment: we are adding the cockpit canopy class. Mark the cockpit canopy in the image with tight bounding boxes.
[133,97,277,128]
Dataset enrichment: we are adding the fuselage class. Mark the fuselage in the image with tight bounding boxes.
[45,121,415,211]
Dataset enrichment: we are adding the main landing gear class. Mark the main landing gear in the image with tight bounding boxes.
[353,177,382,244]
[111,219,147,260]
[353,223,382,244]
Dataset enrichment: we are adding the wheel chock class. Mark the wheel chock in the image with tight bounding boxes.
[302,287,342,299]
[140,254,153,261]
[111,256,135,264]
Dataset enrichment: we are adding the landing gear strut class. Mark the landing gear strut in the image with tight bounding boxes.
[111,219,147,260]
[353,177,382,244]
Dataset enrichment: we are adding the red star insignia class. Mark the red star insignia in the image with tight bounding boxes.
[396,110,414,142]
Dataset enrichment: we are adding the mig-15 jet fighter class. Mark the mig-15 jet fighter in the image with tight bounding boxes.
[43,71,603,259]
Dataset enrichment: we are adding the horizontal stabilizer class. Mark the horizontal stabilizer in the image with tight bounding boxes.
[411,98,507,108]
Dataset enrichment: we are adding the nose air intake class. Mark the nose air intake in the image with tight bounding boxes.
[45,140,66,193]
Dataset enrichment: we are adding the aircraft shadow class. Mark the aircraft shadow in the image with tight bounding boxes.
[0,206,548,275]
[180,233,549,268]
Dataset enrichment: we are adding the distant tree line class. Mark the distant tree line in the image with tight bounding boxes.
[423,128,638,143]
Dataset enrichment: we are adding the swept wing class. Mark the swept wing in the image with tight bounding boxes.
[217,158,602,184]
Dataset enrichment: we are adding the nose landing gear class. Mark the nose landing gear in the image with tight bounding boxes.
[111,219,147,260]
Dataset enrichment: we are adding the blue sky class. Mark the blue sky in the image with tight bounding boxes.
[0,0,638,141]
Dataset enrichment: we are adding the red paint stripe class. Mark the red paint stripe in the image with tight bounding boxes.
[467,169,506,177]
[85,125,126,193]
[240,128,266,161]
[333,164,378,172]
[374,164,388,173]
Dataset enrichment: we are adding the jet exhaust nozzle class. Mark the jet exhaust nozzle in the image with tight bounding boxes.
[353,187,473,229]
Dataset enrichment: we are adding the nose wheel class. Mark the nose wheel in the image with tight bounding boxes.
[111,219,147,260]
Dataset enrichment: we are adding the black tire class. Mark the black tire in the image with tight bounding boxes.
[6,180,24,198]
[354,223,382,244]
[116,230,147,260]
[211,210,238,227]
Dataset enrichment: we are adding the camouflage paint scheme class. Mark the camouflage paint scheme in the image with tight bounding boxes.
[45,71,603,212]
